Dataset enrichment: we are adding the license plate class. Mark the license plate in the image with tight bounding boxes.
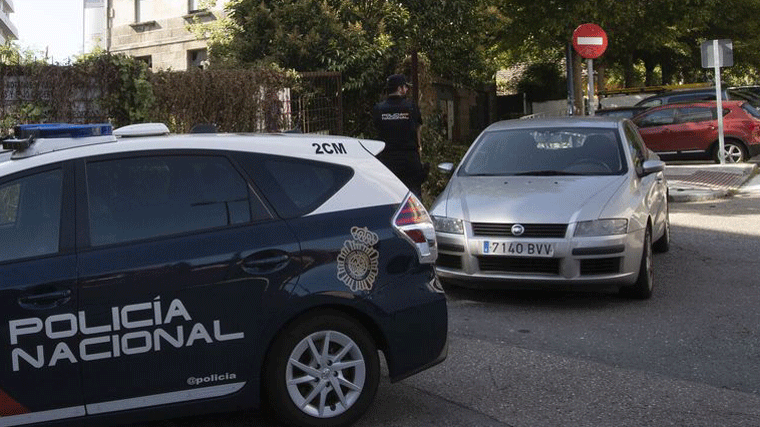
[481,241,555,257]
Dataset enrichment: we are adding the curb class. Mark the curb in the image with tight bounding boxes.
[666,163,758,203]
[668,187,732,203]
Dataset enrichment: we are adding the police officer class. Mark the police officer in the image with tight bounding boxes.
[372,74,425,198]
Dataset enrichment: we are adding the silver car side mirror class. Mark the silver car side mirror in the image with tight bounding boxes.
[641,159,665,176]
[438,163,454,174]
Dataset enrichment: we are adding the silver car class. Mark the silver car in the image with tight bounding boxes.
[430,117,670,299]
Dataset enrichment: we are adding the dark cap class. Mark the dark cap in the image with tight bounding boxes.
[385,74,411,91]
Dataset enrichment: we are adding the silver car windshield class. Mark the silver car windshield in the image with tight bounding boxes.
[459,127,627,177]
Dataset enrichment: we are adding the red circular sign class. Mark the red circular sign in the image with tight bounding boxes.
[573,23,608,59]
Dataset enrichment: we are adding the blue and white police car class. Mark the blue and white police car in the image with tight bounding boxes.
[0,123,447,427]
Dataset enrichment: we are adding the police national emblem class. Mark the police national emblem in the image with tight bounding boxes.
[337,226,380,291]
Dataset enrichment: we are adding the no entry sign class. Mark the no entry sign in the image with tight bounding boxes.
[573,23,607,59]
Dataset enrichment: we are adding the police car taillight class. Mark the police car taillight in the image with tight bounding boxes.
[392,192,438,264]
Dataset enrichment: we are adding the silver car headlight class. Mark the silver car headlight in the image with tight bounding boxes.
[432,215,464,235]
[574,219,628,237]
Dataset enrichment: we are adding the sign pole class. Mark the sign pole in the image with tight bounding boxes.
[587,58,595,116]
[566,43,575,116]
[714,39,725,164]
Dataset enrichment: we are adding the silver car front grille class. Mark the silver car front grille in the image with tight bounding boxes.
[471,223,568,238]
[477,256,560,275]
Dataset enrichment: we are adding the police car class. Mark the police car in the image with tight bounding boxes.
[0,123,447,427]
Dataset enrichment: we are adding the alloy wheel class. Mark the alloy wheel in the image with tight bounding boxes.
[286,330,366,418]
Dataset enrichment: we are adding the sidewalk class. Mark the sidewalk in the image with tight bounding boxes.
[665,158,759,202]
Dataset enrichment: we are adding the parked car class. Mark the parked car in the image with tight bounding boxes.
[0,123,446,427]
[430,117,669,299]
[728,85,760,99]
[632,100,760,163]
[595,106,649,119]
[635,87,760,108]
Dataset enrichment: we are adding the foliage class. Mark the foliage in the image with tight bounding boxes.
[493,0,760,88]
[420,113,471,206]
[401,0,501,84]
[0,41,45,66]
[0,103,50,136]
[516,62,567,102]
[150,65,299,133]
[76,52,156,127]
[197,0,501,137]
[0,51,314,136]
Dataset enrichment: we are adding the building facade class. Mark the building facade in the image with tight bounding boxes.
[87,0,222,70]
[0,0,18,44]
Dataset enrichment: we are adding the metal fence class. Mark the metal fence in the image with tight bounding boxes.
[292,71,343,135]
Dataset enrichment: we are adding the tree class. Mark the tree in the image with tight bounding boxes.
[0,41,45,65]
[195,0,500,136]
[493,0,760,89]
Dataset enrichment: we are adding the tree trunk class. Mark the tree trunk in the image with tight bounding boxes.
[573,52,584,114]
[623,54,635,88]
[644,56,656,86]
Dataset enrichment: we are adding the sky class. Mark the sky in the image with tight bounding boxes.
[13,0,84,63]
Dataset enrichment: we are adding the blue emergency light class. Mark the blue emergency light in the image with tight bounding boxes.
[15,123,113,139]
[2,123,113,151]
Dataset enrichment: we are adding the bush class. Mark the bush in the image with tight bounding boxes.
[420,112,471,206]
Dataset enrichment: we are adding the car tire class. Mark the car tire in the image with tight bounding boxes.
[264,310,380,427]
[653,205,670,253]
[713,139,747,163]
[621,226,653,300]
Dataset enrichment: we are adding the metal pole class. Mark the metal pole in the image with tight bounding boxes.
[82,0,86,56]
[587,58,595,116]
[714,39,725,164]
[566,43,575,116]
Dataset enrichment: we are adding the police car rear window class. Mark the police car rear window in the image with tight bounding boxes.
[234,153,353,218]
[86,155,261,246]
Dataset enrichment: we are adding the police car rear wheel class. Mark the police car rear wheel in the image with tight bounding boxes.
[265,311,380,427]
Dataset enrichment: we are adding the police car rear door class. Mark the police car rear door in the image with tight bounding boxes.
[0,162,87,425]
[74,151,301,416]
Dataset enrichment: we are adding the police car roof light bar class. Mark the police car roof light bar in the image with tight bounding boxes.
[15,123,113,139]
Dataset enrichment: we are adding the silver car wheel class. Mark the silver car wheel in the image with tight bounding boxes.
[622,226,654,299]
[644,230,653,289]
[286,330,366,418]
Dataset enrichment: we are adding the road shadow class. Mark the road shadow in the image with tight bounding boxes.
[441,280,642,309]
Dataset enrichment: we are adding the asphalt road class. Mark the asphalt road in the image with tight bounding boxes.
[141,186,760,427]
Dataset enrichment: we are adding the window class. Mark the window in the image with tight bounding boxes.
[459,128,625,176]
[678,107,714,124]
[135,55,152,69]
[235,153,353,218]
[637,99,662,108]
[86,155,266,246]
[187,48,208,70]
[0,169,63,263]
[635,108,676,128]
[743,103,760,119]
[669,93,714,103]
[624,122,648,172]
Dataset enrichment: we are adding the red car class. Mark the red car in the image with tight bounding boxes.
[632,100,760,163]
